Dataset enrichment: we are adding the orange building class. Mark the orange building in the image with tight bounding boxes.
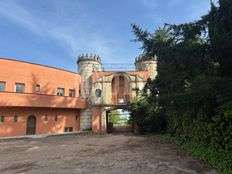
[0,58,86,137]
[0,54,157,137]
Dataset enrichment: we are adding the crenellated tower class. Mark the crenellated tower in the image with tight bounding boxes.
[135,54,157,80]
[77,53,102,130]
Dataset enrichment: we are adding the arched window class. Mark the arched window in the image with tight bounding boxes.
[95,89,102,98]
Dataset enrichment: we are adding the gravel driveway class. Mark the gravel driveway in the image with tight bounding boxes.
[0,133,218,174]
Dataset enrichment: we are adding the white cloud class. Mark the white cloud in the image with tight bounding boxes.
[0,1,42,34]
[0,0,117,62]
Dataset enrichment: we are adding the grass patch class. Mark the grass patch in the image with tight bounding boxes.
[161,135,232,174]
[113,123,130,126]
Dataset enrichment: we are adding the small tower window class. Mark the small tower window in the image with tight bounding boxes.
[0,116,5,123]
[44,115,48,122]
[95,89,102,98]
[54,115,58,121]
[35,84,40,92]
[14,115,18,123]
[0,82,6,91]
[69,89,75,97]
[64,127,73,132]
[57,88,64,96]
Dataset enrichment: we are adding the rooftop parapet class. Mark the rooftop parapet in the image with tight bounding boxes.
[77,53,102,64]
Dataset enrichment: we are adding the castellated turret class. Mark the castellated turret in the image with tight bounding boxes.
[77,53,102,130]
[77,53,102,74]
[135,54,157,80]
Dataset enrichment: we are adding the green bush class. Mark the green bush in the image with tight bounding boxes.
[209,102,232,151]
[132,97,232,152]
[162,135,232,174]
[131,99,166,134]
[166,101,232,151]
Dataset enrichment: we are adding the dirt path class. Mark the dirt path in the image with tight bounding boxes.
[0,133,218,174]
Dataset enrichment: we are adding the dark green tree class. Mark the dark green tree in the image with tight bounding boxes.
[131,0,232,151]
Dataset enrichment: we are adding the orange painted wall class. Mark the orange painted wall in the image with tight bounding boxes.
[92,107,101,133]
[0,107,80,137]
[0,92,86,109]
[0,58,86,108]
[0,58,81,97]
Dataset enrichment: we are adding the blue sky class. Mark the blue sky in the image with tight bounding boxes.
[0,0,216,72]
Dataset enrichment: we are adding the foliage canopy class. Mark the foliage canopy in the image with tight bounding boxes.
[131,1,232,173]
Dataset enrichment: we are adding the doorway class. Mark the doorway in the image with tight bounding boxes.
[106,109,133,133]
[26,115,36,135]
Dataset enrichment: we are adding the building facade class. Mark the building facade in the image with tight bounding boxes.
[0,54,156,137]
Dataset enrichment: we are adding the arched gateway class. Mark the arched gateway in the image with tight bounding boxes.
[106,108,132,133]
[77,54,157,133]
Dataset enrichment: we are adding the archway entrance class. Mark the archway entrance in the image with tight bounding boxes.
[106,109,133,133]
[26,115,36,135]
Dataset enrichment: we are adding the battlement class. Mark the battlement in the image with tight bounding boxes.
[134,54,157,63]
[135,54,157,79]
[77,53,102,64]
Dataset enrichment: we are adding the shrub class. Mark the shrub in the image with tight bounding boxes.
[209,101,232,151]
[131,99,166,134]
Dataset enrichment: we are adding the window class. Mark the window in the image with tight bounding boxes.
[0,82,6,91]
[57,88,64,96]
[76,115,78,120]
[13,115,18,123]
[95,89,102,98]
[69,89,75,97]
[118,98,125,104]
[0,116,5,123]
[35,84,40,92]
[64,127,73,132]
[54,115,58,121]
[79,90,81,97]
[15,83,25,93]
[44,115,48,122]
